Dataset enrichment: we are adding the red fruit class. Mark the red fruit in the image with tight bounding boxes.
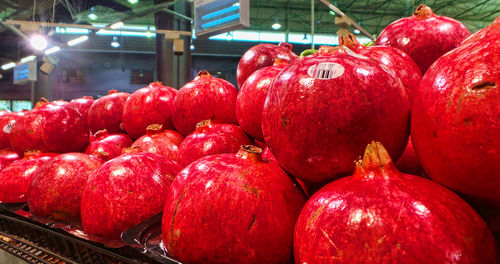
[28,153,101,222]
[461,16,500,46]
[262,46,410,183]
[69,96,94,121]
[0,151,56,203]
[411,36,500,205]
[236,60,288,140]
[172,71,238,136]
[340,33,422,105]
[162,145,305,264]
[395,136,425,176]
[376,4,470,73]
[122,82,177,139]
[9,103,89,154]
[0,148,19,172]
[237,42,298,88]
[0,111,23,149]
[85,129,133,160]
[82,151,181,239]
[178,120,252,167]
[87,90,129,133]
[294,142,496,264]
[131,124,183,162]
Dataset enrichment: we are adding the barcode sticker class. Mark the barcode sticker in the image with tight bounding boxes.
[307,62,344,80]
[3,123,12,134]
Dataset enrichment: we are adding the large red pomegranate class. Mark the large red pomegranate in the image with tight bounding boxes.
[131,124,183,162]
[28,153,101,222]
[411,36,500,205]
[82,150,181,239]
[172,71,238,136]
[178,120,252,166]
[0,148,19,172]
[461,16,500,46]
[236,60,288,140]
[69,96,94,121]
[0,151,56,203]
[340,33,422,105]
[262,46,410,183]
[237,42,298,88]
[0,111,23,149]
[294,142,496,264]
[376,4,470,73]
[87,90,129,133]
[122,82,177,139]
[9,102,89,154]
[162,145,305,264]
[85,129,133,160]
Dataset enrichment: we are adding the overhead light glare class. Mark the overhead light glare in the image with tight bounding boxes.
[128,0,139,4]
[45,46,60,55]
[88,7,98,20]
[272,18,281,30]
[1,62,16,70]
[110,22,124,29]
[20,55,36,63]
[30,34,48,51]
[111,36,120,48]
[67,35,88,46]
[353,29,360,34]
[226,32,232,40]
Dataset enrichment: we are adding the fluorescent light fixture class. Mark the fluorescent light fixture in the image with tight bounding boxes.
[128,0,139,4]
[110,22,124,29]
[302,33,309,43]
[1,62,16,70]
[225,32,232,40]
[67,35,88,46]
[201,5,239,20]
[20,55,36,63]
[111,36,120,48]
[30,34,48,51]
[190,44,195,50]
[272,18,281,30]
[353,29,360,34]
[44,46,60,55]
[201,14,240,29]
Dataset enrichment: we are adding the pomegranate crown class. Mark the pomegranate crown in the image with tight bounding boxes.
[338,33,360,49]
[353,141,399,179]
[413,4,434,19]
[196,119,215,132]
[146,124,164,135]
[237,145,263,161]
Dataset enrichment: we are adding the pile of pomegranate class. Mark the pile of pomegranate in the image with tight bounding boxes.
[0,7,497,263]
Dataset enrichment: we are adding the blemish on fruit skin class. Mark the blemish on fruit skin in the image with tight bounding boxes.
[306,202,328,229]
[170,191,184,241]
[248,215,257,231]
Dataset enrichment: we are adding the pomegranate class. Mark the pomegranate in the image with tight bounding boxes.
[0,111,23,149]
[0,151,56,203]
[131,124,183,162]
[376,4,470,73]
[411,36,500,205]
[162,145,305,264]
[28,153,101,222]
[178,120,252,167]
[262,46,410,183]
[339,33,422,105]
[294,142,496,264]
[461,16,500,46]
[81,150,181,239]
[237,42,298,88]
[0,148,19,172]
[87,90,129,133]
[236,60,288,140]
[395,136,425,176]
[122,82,177,139]
[172,71,238,136]
[85,129,133,160]
[9,102,89,154]
[69,96,94,120]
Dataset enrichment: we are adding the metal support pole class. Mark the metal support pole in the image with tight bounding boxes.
[311,0,315,49]
[318,0,375,40]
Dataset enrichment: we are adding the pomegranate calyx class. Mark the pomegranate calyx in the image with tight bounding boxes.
[122,146,142,154]
[236,145,263,161]
[24,150,43,159]
[278,42,293,50]
[108,89,119,95]
[196,119,215,132]
[146,124,164,135]
[353,141,399,179]
[339,33,360,49]
[150,81,163,87]
[413,4,434,19]
[196,70,212,78]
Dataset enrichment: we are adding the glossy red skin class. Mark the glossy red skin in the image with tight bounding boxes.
[411,37,500,205]
[85,130,133,160]
[262,53,410,183]
[294,143,496,264]
[376,9,470,73]
[236,65,286,141]
[178,121,252,167]
[9,104,89,154]
[0,152,56,203]
[131,129,183,162]
[28,153,101,222]
[172,73,238,136]
[0,111,22,149]
[395,136,424,176]
[237,42,298,88]
[349,44,422,105]
[0,149,19,172]
[69,96,94,122]
[122,83,177,139]
[87,91,129,133]
[461,16,500,46]
[162,148,305,264]
[82,152,181,239]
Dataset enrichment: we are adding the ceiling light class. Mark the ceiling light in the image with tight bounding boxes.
[128,0,139,4]
[88,7,98,20]
[45,46,60,55]
[111,36,120,48]
[30,34,48,51]
[1,62,16,70]
[329,10,335,16]
[226,32,232,40]
[302,33,309,43]
[20,55,36,63]
[272,18,281,30]
[146,26,155,38]
[110,22,124,29]
[67,35,88,46]
[353,29,360,34]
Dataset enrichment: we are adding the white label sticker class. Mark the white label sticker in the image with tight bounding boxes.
[3,123,12,134]
[307,62,345,80]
